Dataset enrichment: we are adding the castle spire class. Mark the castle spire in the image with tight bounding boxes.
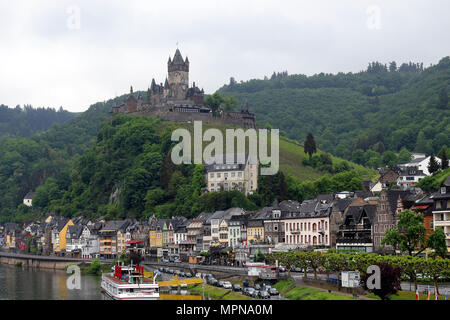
[130,86,133,94]
[164,78,169,89]
[172,48,185,65]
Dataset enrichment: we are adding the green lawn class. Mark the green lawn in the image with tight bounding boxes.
[274,280,361,300]
[367,290,448,300]
[188,284,251,300]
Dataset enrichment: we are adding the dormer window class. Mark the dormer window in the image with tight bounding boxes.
[441,187,446,195]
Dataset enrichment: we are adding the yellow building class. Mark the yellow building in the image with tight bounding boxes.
[117,230,127,254]
[247,220,264,243]
[149,229,163,248]
[218,219,229,245]
[55,219,74,252]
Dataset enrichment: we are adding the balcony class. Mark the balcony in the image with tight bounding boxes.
[336,237,372,244]
[339,224,371,231]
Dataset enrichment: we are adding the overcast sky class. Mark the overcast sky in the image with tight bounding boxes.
[0,0,449,112]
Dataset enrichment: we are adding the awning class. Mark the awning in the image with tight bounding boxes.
[126,240,144,244]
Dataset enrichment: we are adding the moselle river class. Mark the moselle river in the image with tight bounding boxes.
[0,264,203,300]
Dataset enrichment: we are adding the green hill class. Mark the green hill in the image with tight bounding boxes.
[0,110,375,223]
[0,104,76,140]
[218,57,450,166]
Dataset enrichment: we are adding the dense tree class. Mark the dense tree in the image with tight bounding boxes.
[437,87,448,109]
[382,210,427,256]
[440,149,449,170]
[428,154,440,175]
[361,262,402,300]
[304,133,317,160]
[427,227,448,259]
[218,57,450,163]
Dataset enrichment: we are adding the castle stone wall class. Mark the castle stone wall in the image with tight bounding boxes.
[126,108,256,129]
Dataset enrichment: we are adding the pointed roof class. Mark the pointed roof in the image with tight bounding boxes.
[444,175,450,187]
[172,49,185,65]
[24,191,35,200]
[164,78,169,89]
[272,198,280,210]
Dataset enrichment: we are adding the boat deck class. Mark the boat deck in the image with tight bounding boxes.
[104,274,156,285]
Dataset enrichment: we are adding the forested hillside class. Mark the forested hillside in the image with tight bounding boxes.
[218,57,450,167]
[26,116,373,222]
[0,105,76,139]
[0,95,120,222]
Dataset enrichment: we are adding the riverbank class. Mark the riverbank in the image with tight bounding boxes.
[188,284,252,300]
[274,280,365,300]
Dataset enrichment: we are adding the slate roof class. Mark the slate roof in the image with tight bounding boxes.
[316,194,333,203]
[67,225,83,239]
[24,191,35,200]
[333,198,355,213]
[101,220,130,232]
[343,205,377,225]
[196,212,214,223]
[386,190,416,214]
[204,153,257,171]
[444,176,450,187]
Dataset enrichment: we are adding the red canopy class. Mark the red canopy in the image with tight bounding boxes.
[126,240,144,244]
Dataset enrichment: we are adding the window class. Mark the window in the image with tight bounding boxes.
[210,173,214,178]
[217,173,221,178]
[231,172,235,178]
[441,187,447,195]
[274,224,278,231]
[238,172,243,178]
[436,201,442,209]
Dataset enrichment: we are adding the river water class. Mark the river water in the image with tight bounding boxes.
[0,264,203,300]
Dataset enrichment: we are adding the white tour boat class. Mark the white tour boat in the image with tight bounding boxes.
[101,262,160,300]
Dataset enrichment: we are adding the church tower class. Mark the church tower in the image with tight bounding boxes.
[168,49,190,100]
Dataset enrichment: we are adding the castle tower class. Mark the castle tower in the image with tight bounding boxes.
[168,49,189,100]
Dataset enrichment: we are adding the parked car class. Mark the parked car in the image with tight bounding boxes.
[168,269,174,274]
[251,290,260,298]
[232,284,242,291]
[217,280,224,287]
[174,258,181,263]
[223,281,232,289]
[259,290,270,299]
[254,284,261,290]
[269,288,279,295]
[263,284,272,291]
[246,288,255,296]
[242,287,249,295]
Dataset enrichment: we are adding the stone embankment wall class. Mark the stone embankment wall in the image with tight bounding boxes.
[126,109,256,129]
[0,253,84,270]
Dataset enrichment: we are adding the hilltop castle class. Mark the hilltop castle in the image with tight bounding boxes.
[110,49,256,129]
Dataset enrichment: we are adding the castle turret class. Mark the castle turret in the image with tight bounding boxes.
[168,49,189,99]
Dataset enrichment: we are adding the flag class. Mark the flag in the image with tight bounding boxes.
[427,286,430,300]
[435,287,439,300]
[416,289,419,300]
[445,291,448,300]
